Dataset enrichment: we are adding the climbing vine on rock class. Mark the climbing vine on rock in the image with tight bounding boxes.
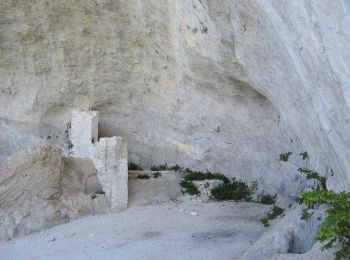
[279,152,350,260]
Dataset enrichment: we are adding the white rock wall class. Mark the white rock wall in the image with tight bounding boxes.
[228,0,350,191]
[0,0,348,193]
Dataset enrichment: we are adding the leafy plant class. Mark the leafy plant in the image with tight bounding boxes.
[299,152,309,161]
[259,194,277,205]
[280,151,350,259]
[211,178,254,201]
[180,168,231,196]
[260,205,285,227]
[299,190,350,260]
[279,151,327,191]
[153,171,161,178]
[297,168,327,190]
[279,152,293,162]
[151,163,170,171]
[180,180,200,195]
[260,218,269,227]
[183,170,230,183]
[300,208,313,220]
[170,164,183,171]
[128,162,144,171]
[137,174,150,179]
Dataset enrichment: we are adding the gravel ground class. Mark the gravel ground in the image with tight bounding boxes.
[0,199,270,260]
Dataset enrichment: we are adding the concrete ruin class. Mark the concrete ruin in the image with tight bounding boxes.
[70,111,128,212]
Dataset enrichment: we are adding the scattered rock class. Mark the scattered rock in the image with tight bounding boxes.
[193,180,224,202]
[190,211,198,216]
[48,236,56,242]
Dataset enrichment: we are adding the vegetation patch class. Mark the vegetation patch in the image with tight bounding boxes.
[137,174,150,179]
[151,163,169,171]
[183,169,230,183]
[170,164,183,171]
[180,180,200,195]
[128,162,144,171]
[300,208,313,220]
[260,205,285,227]
[280,151,350,260]
[151,163,183,171]
[258,194,277,205]
[211,178,255,201]
[179,167,255,201]
[153,171,161,178]
[300,190,350,259]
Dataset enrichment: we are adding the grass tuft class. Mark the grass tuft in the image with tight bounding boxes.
[180,180,200,195]
[259,194,277,205]
[183,170,230,183]
[137,174,150,179]
[211,178,253,201]
[128,162,144,171]
[153,171,161,178]
[260,205,285,227]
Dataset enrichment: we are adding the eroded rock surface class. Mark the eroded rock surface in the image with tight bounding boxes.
[241,206,333,259]
[1,0,348,194]
[0,145,108,241]
[0,0,313,197]
[0,0,349,254]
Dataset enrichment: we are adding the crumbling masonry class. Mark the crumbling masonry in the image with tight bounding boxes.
[70,111,128,212]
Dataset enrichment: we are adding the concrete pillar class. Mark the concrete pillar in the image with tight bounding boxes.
[71,111,98,158]
[95,137,128,211]
[70,111,128,212]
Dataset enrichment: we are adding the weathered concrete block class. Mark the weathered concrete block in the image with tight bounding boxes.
[70,111,128,212]
[71,111,98,158]
[95,137,128,212]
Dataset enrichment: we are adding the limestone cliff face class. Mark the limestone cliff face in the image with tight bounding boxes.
[0,0,349,193]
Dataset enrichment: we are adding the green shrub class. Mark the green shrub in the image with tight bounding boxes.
[300,208,313,220]
[170,164,183,171]
[150,163,183,171]
[297,168,327,190]
[299,191,350,260]
[153,171,161,178]
[151,163,169,171]
[183,170,230,183]
[180,180,200,195]
[137,174,150,179]
[211,178,253,201]
[260,205,285,227]
[128,162,144,171]
[280,151,350,259]
[180,168,230,196]
[180,168,252,201]
[260,218,269,227]
[259,194,277,205]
